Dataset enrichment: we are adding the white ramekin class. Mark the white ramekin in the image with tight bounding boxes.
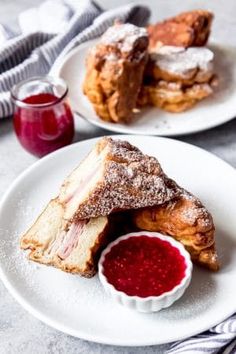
[98,231,192,313]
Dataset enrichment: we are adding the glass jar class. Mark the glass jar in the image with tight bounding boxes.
[11,76,74,157]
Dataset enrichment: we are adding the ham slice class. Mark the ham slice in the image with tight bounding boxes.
[57,220,89,259]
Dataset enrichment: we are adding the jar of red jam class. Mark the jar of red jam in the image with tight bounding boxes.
[11,76,74,157]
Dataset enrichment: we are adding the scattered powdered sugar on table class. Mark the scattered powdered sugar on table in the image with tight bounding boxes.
[101,23,147,52]
[151,46,214,76]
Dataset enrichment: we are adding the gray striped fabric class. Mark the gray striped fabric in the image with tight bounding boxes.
[0,0,150,118]
[167,314,236,354]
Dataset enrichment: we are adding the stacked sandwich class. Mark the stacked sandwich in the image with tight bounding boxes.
[83,10,218,122]
[138,10,218,112]
[21,137,219,276]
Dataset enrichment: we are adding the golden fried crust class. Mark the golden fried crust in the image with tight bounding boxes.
[148,22,194,49]
[172,10,213,47]
[148,10,213,49]
[83,24,149,123]
[132,187,219,271]
[138,77,218,113]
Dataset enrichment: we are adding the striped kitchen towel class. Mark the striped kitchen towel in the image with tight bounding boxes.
[0,0,150,118]
[167,313,236,354]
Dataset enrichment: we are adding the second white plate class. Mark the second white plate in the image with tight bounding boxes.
[0,135,236,346]
[54,39,236,136]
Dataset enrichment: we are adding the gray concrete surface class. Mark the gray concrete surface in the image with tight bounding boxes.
[0,1,236,353]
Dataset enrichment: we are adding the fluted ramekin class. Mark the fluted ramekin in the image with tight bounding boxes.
[98,232,192,313]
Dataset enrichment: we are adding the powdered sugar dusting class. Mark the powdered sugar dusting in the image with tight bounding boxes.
[105,52,119,61]
[73,138,180,219]
[101,23,148,52]
[0,197,42,293]
[147,79,214,101]
[151,46,214,77]
[179,188,214,231]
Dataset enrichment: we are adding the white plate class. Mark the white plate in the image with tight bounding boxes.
[0,135,236,346]
[53,39,236,136]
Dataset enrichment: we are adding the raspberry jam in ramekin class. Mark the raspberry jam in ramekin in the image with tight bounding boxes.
[99,232,192,312]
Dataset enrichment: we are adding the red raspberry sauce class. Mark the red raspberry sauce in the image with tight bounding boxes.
[102,236,187,298]
[14,93,74,157]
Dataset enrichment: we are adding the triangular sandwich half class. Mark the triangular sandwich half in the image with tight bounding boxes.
[59,137,180,221]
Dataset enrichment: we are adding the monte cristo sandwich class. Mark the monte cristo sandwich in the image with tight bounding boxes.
[139,9,218,113]
[83,22,149,123]
[21,137,219,276]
